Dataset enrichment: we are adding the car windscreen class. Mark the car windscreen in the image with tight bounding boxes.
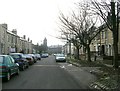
[56,54,65,57]
[10,55,21,59]
[0,56,4,63]
[24,54,31,58]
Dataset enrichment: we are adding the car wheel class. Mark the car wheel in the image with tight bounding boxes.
[32,62,34,65]
[16,69,20,75]
[6,72,11,81]
[22,65,25,71]
[26,64,29,68]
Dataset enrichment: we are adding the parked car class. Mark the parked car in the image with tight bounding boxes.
[28,54,37,63]
[9,53,29,71]
[55,54,66,62]
[41,53,49,58]
[53,54,57,56]
[24,54,34,65]
[0,55,19,81]
[34,54,41,60]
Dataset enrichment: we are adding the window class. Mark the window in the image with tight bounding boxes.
[97,34,100,40]
[12,36,14,43]
[0,56,4,63]
[4,57,10,64]
[7,56,13,64]
[101,31,105,39]
[9,56,15,63]
[7,35,9,42]
[10,55,21,59]
[22,54,26,59]
[105,30,108,39]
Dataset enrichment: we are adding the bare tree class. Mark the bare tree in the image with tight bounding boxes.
[91,0,119,68]
[71,37,82,60]
[57,24,82,59]
[58,2,103,62]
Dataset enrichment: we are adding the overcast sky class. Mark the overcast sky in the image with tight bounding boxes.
[0,0,80,46]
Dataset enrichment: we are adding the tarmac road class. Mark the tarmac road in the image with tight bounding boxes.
[2,56,96,90]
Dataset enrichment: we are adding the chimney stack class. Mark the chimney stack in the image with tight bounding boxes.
[23,35,26,39]
[12,29,17,34]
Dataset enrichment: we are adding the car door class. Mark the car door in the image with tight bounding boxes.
[0,56,4,77]
[9,56,18,73]
[6,56,16,75]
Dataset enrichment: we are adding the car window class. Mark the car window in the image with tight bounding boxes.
[0,56,4,63]
[4,56,11,64]
[57,54,65,57]
[4,56,14,65]
[24,54,30,58]
[7,56,13,64]
[9,56,15,63]
[22,55,26,59]
[10,55,21,59]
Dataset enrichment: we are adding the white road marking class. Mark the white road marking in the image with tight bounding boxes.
[34,65,58,67]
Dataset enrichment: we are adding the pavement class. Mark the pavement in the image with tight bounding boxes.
[67,60,101,73]
[67,60,114,90]
[58,62,98,89]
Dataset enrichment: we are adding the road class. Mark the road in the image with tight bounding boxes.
[2,56,96,89]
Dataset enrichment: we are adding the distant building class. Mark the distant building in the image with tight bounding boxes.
[62,42,77,56]
[42,37,48,52]
[48,45,63,54]
[43,37,47,47]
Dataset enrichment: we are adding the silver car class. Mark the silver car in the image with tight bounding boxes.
[55,54,66,62]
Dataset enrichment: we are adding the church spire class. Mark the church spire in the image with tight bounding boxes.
[43,37,47,47]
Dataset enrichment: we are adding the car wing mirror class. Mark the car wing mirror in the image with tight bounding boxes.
[16,63,19,66]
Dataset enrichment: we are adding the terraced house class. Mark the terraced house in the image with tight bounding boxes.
[0,23,33,55]
[63,23,120,58]
[90,24,120,56]
[7,29,19,53]
[0,24,7,54]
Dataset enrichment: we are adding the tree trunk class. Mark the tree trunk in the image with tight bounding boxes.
[113,34,119,69]
[69,42,71,58]
[111,1,119,69]
[76,46,80,60]
[87,44,91,62]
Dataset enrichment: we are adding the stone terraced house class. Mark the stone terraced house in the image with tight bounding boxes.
[0,23,33,54]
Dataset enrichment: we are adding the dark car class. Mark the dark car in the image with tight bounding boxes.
[0,55,19,81]
[41,53,49,58]
[9,53,29,71]
[28,54,37,63]
[24,54,34,65]
[34,54,41,60]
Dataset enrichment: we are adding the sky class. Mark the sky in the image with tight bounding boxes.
[0,0,80,46]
